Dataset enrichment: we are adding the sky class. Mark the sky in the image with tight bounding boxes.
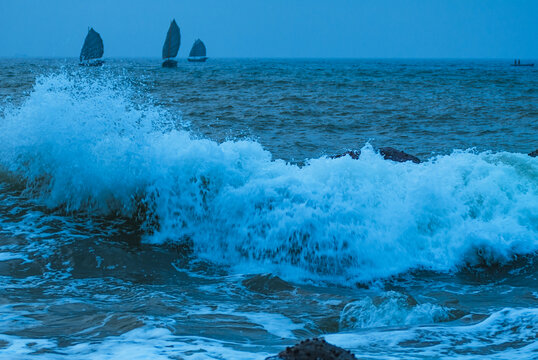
[0,0,536,58]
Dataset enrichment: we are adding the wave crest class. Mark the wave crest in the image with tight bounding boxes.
[1,73,537,284]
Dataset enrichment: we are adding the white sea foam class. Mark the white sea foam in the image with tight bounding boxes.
[1,308,535,360]
[187,305,304,339]
[327,307,538,359]
[0,252,28,262]
[0,327,270,360]
[0,73,537,284]
[339,291,451,329]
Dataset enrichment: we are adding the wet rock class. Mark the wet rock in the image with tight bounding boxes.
[331,148,420,163]
[529,150,538,157]
[379,147,421,164]
[331,150,361,160]
[242,274,295,295]
[266,338,357,360]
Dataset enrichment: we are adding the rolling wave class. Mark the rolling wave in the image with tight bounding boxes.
[0,73,537,284]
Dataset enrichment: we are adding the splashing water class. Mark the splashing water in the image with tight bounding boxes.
[0,62,537,359]
[0,72,537,284]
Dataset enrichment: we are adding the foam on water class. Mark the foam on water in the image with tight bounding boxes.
[0,252,28,262]
[339,291,451,329]
[1,306,536,359]
[328,307,538,359]
[188,306,305,339]
[0,73,537,284]
[0,327,270,360]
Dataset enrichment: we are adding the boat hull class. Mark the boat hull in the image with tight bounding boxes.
[511,64,534,67]
[79,60,104,67]
[188,57,208,62]
[162,59,178,68]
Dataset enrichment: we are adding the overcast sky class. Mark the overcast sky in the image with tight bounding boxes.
[0,0,536,58]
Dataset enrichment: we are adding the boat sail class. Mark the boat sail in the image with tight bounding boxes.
[79,28,104,66]
[188,39,208,62]
[162,19,180,67]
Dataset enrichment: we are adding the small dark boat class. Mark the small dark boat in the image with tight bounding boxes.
[79,28,104,66]
[188,39,208,62]
[511,59,534,67]
[162,19,180,68]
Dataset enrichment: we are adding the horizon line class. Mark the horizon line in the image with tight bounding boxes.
[1,56,536,60]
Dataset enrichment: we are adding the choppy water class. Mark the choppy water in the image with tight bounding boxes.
[0,58,537,359]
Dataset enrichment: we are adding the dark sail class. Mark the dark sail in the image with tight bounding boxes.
[80,28,104,61]
[162,20,180,59]
[189,39,206,57]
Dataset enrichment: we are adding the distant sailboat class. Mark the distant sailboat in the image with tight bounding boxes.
[79,28,104,66]
[511,59,534,67]
[188,39,208,62]
[162,19,180,68]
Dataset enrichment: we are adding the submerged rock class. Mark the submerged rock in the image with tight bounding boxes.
[331,147,420,163]
[331,150,361,160]
[529,150,538,157]
[242,274,295,295]
[266,338,357,360]
[379,147,421,164]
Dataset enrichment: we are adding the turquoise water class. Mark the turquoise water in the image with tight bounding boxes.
[0,59,537,359]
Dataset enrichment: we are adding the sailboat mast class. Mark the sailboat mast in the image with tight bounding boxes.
[168,34,171,60]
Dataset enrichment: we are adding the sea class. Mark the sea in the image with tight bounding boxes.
[0,58,537,359]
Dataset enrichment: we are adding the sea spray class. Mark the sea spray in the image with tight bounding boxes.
[0,73,537,284]
[339,291,452,330]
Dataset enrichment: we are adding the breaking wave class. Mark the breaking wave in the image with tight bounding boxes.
[339,291,453,329]
[0,73,537,284]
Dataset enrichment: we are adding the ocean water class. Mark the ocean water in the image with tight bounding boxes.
[0,58,537,359]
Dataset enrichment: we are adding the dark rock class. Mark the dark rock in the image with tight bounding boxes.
[266,338,357,360]
[331,150,361,160]
[242,274,295,295]
[379,147,421,164]
[529,150,538,157]
[331,148,420,163]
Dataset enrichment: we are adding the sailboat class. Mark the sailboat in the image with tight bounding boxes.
[79,28,104,66]
[162,19,180,68]
[511,59,534,67]
[188,39,208,62]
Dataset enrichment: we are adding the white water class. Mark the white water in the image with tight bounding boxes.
[0,328,271,360]
[328,307,538,359]
[0,73,537,285]
[339,291,451,329]
[1,305,536,359]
